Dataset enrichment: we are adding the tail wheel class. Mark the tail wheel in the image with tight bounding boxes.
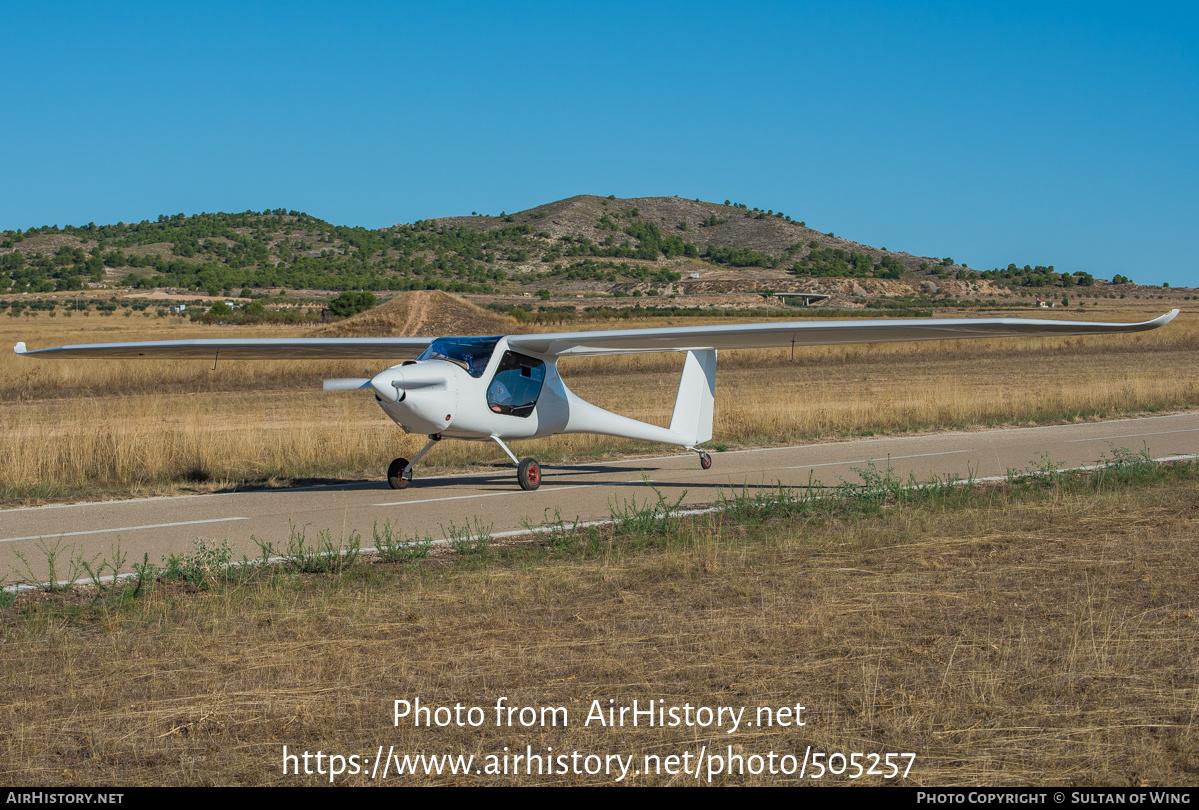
[517,457,541,491]
[387,457,412,490]
[699,451,712,470]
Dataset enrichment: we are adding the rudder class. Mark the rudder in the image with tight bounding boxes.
[668,349,717,446]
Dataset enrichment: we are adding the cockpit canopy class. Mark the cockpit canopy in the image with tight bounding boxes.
[416,336,501,378]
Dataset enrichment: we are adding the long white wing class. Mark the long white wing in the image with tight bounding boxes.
[13,336,435,360]
[13,311,1178,360]
[507,311,1180,357]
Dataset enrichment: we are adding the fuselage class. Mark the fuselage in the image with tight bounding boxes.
[371,335,696,448]
[372,336,570,440]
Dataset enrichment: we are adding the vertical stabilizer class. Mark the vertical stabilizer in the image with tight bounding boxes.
[668,350,717,446]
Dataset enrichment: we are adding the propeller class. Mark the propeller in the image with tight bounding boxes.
[324,365,449,401]
[322,378,372,391]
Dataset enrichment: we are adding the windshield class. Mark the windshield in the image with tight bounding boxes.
[416,336,501,378]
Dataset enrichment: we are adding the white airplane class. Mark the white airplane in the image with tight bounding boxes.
[15,310,1179,490]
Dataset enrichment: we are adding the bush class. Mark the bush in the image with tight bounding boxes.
[327,291,376,317]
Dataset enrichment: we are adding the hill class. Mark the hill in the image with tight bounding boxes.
[0,196,1182,310]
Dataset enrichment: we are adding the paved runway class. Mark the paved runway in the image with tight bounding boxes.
[3,412,1197,584]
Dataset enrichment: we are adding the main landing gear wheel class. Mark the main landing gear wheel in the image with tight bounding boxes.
[387,457,412,490]
[517,457,541,491]
[699,451,712,470]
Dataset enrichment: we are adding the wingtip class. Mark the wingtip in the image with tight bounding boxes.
[13,342,27,355]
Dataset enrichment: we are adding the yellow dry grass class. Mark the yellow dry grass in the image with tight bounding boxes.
[1,304,1195,502]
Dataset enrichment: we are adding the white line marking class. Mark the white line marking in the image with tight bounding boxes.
[1066,428,1199,443]
[0,517,250,544]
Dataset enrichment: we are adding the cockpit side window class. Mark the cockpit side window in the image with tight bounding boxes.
[416,336,501,378]
[487,351,546,418]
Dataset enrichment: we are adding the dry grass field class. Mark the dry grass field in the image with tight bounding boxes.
[1,300,1195,504]
[1,460,1195,786]
[2,297,1197,787]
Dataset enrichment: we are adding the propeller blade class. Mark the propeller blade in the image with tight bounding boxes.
[323,378,372,391]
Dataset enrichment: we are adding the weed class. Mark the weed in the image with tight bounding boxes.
[838,459,904,510]
[443,518,493,556]
[526,508,584,552]
[1092,444,1163,488]
[251,535,278,563]
[373,520,433,564]
[128,553,156,597]
[11,538,93,592]
[79,540,129,598]
[162,539,235,590]
[284,523,361,574]
[719,480,814,523]
[608,480,688,541]
[1006,452,1067,491]
[895,464,975,510]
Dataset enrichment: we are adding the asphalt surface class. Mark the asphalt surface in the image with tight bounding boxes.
[3,412,1197,584]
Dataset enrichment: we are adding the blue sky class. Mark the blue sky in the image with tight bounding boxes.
[2,1,1195,286]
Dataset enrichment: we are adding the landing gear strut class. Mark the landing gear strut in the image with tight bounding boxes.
[491,436,542,491]
[386,434,441,490]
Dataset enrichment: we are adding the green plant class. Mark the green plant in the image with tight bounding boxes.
[128,553,156,597]
[839,459,905,509]
[373,520,433,564]
[1092,444,1162,488]
[608,481,689,541]
[718,479,817,524]
[251,535,278,564]
[163,539,235,589]
[443,518,493,556]
[1006,452,1066,491]
[526,508,584,552]
[79,540,129,597]
[284,523,360,574]
[327,291,376,318]
[11,538,92,593]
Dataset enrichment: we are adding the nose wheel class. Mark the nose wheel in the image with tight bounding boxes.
[517,457,541,490]
[385,434,442,490]
[387,457,412,489]
[699,451,712,470]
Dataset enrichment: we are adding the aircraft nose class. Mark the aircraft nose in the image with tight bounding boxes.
[370,369,404,403]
